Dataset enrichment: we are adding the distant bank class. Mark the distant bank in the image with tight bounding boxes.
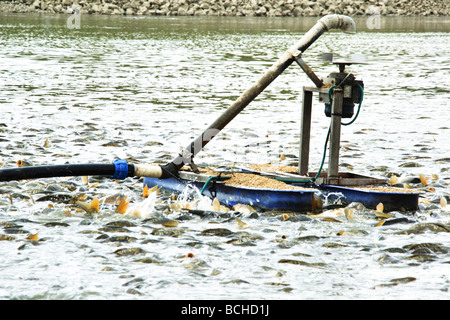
[0,0,448,17]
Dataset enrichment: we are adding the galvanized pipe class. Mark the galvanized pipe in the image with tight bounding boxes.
[159,15,356,178]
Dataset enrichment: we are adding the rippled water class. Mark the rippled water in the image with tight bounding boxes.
[0,14,449,300]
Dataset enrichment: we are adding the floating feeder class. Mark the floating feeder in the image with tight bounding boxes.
[144,15,420,212]
[0,15,420,212]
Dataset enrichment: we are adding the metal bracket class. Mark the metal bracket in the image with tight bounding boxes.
[178,148,200,173]
[189,161,200,174]
[289,49,323,88]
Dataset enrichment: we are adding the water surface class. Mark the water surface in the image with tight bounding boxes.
[0,14,449,300]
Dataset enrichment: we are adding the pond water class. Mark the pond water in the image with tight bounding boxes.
[0,13,449,300]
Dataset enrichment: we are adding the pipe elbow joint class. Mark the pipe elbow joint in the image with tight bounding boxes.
[319,14,356,34]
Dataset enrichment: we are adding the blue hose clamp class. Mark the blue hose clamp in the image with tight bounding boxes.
[112,159,128,180]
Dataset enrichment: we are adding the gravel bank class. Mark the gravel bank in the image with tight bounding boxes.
[1,0,448,16]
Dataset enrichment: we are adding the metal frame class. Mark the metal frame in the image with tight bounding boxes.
[299,86,386,186]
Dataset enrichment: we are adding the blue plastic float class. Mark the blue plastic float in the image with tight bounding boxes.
[143,172,420,212]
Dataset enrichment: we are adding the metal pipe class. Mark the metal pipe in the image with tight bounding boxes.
[159,15,356,178]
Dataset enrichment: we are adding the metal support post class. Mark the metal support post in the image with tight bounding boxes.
[328,88,343,184]
[299,89,313,176]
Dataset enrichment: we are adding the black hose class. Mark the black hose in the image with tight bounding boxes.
[0,163,135,182]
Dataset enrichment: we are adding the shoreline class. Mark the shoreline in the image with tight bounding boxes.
[1,0,448,17]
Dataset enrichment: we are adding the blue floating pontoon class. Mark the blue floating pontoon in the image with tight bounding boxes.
[143,170,420,212]
[143,175,315,212]
[316,185,420,212]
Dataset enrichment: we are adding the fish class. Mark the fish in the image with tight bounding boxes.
[212,198,221,211]
[134,257,164,264]
[419,198,431,206]
[208,198,229,212]
[337,231,355,236]
[106,220,137,228]
[419,174,429,186]
[344,207,354,220]
[278,259,327,267]
[376,202,384,213]
[182,199,198,210]
[114,248,145,256]
[90,198,100,212]
[403,243,448,254]
[151,228,184,237]
[88,182,100,189]
[374,277,416,288]
[376,212,394,219]
[44,222,70,227]
[76,198,99,214]
[26,233,39,241]
[309,208,344,219]
[200,228,233,237]
[389,175,399,186]
[389,277,416,285]
[125,193,157,218]
[440,197,447,209]
[109,235,137,243]
[396,223,450,235]
[16,159,33,167]
[323,242,348,248]
[232,203,257,214]
[374,220,385,227]
[143,185,160,198]
[99,193,124,205]
[43,138,51,148]
[322,217,342,223]
[162,221,178,228]
[143,185,149,198]
[0,234,15,241]
[235,218,248,229]
[115,196,129,214]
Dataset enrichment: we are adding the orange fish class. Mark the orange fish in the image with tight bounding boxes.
[26,233,39,241]
[115,196,129,214]
[143,184,149,198]
[419,174,429,186]
[389,175,399,185]
[376,202,384,213]
[374,220,385,227]
[76,198,99,213]
[143,185,160,198]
